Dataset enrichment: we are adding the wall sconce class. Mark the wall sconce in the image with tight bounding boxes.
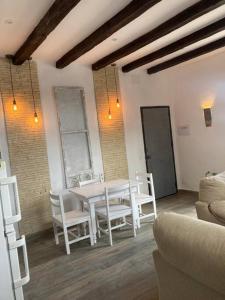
[201,101,213,127]
[203,108,212,127]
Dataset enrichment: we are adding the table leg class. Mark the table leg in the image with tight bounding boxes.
[134,202,141,229]
[131,192,140,230]
[132,185,140,229]
[89,202,97,244]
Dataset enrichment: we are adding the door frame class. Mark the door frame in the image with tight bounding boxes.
[140,106,178,198]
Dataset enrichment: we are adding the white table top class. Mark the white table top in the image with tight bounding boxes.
[69,179,137,202]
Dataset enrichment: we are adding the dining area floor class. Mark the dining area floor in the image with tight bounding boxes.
[23,191,197,300]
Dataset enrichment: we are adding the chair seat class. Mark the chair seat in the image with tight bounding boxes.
[124,193,154,205]
[54,210,90,226]
[96,204,132,220]
[135,193,155,205]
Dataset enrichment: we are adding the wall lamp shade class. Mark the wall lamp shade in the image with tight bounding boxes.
[203,108,212,127]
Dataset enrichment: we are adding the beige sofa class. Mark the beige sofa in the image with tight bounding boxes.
[196,172,225,225]
[153,213,225,300]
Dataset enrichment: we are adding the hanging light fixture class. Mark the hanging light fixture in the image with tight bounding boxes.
[7,56,17,111]
[28,59,38,123]
[105,68,112,120]
[112,64,120,108]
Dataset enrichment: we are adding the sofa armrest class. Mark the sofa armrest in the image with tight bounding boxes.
[196,201,225,225]
[209,201,225,224]
[153,213,225,296]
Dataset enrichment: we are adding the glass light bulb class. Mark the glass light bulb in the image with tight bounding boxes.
[13,100,17,111]
[116,98,120,108]
[34,112,38,123]
[108,109,112,120]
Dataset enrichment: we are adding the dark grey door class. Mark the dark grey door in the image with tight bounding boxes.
[141,106,177,199]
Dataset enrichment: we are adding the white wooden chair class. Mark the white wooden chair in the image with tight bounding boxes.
[135,172,157,223]
[95,183,136,246]
[78,173,104,187]
[49,191,94,255]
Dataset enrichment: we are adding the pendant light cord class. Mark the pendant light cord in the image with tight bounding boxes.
[113,65,118,99]
[0,77,3,102]
[28,60,36,113]
[8,59,16,102]
[104,68,110,110]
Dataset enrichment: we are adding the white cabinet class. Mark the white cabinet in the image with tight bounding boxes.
[0,160,30,300]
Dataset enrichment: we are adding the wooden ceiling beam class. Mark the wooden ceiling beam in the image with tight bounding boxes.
[92,0,225,71]
[56,0,161,69]
[122,17,225,72]
[13,0,82,65]
[147,36,225,74]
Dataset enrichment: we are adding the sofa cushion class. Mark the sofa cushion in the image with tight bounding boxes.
[199,172,225,204]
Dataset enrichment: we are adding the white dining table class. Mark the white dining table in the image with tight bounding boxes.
[69,179,139,244]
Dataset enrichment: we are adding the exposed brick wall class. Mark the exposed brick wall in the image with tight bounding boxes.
[93,66,129,180]
[0,58,51,235]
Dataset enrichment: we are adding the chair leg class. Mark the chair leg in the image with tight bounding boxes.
[108,219,113,246]
[139,204,143,216]
[153,199,157,219]
[82,222,87,236]
[53,222,59,245]
[132,214,137,238]
[77,225,81,237]
[63,227,70,255]
[88,220,94,246]
[96,217,101,238]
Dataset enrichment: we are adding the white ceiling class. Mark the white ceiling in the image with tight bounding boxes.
[1,0,225,71]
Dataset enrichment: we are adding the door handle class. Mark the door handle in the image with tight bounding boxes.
[9,235,30,288]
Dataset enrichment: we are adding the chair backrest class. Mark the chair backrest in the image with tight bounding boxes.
[49,191,66,224]
[104,182,134,218]
[135,172,155,199]
[78,173,104,187]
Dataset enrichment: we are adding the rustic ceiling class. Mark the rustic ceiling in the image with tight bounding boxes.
[1,0,225,72]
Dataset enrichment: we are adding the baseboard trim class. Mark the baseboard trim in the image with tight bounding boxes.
[178,189,198,195]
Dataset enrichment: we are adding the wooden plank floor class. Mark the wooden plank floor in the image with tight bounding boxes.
[24,191,198,300]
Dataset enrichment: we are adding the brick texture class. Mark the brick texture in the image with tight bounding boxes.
[93,66,128,180]
[0,58,51,235]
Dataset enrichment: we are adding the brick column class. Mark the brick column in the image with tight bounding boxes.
[93,66,128,180]
[0,58,51,235]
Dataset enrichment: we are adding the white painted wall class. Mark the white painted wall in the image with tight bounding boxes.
[37,61,103,191]
[37,50,225,194]
[170,52,225,191]
[119,70,181,189]
[121,51,225,192]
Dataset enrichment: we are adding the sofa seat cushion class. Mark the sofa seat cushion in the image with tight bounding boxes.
[208,200,225,224]
[199,172,225,204]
